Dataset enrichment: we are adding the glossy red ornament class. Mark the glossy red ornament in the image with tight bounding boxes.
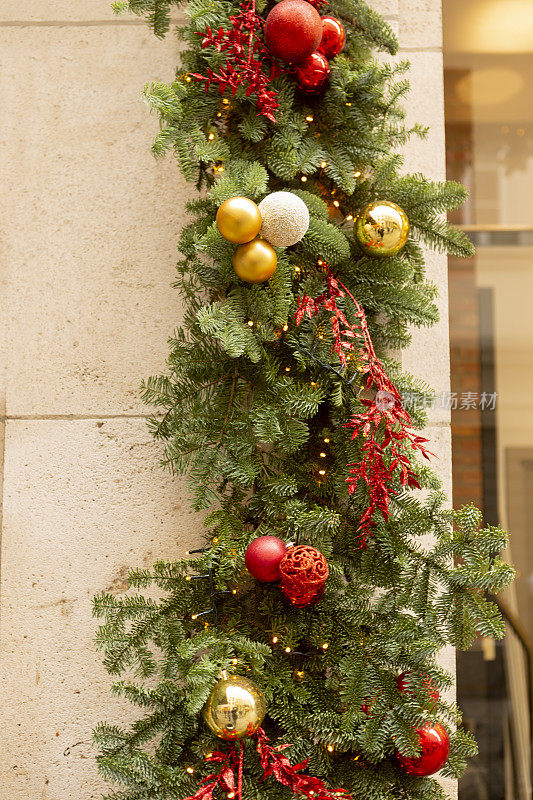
[264,0,323,64]
[397,672,440,708]
[317,16,346,59]
[279,545,329,607]
[245,536,288,582]
[294,51,330,94]
[396,723,450,777]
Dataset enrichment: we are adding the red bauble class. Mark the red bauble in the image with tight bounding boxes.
[245,536,288,582]
[264,0,322,64]
[397,672,440,708]
[279,545,329,607]
[317,16,346,59]
[396,723,450,777]
[294,51,330,94]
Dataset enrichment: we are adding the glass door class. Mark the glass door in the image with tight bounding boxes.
[443,1,533,797]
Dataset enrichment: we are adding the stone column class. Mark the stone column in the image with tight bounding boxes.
[0,2,452,798]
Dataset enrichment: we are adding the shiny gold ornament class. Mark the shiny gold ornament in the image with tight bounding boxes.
[216,197,262,244]
[233,238,277,283]
[354,201,409,257]
[202,674,266,739]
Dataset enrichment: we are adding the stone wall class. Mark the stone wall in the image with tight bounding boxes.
[0,2,452,798]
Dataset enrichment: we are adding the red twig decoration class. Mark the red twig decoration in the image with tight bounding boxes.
[190,1,281,123]
[183,728,350,800]
[294,271,433,547]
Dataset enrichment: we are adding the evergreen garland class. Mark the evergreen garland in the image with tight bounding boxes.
[94,1,514,799]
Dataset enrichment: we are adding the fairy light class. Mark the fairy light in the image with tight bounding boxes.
[322,642,329,650]
[301,176,307,182]
[327,745,334,753]
[191,614,198,620]
[317,260,324,266]
[296,670,305,678]
[324,437,330,443]
[186,767,195,774]
[206,752,213,759]
[285,366,291,372]
[232,589,237,595]
[354,171,361,178]
[185,575,192,582]
[294,266,301,275]
[213,537,219,543]
[247,320,254,327]
[311,381,318,388]
[306,115,314,122]
[228,793,236,798]
[185,75,192,82]
[217,112,222,118]
[272,635,278,643]
[231,658,238,665]
[222,98,230,105]
[333,200,340,208]
[345,214,353,221]
[285,646,291,653]
[318,469,326,476]
[321,161,327,168]
[283,324,288,331]
[185,550,190,555]
[208,132,215,141]
[319,452,326,458]
[345,101,352,107]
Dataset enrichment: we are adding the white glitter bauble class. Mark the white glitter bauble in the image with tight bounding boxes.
[258,192,310,248]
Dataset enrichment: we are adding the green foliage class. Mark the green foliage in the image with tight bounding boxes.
[96,1,513,799]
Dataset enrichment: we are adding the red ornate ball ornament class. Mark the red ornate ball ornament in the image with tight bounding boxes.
[279,545,329,607]
[396,722,450,777]
[294,51,330,94]
[397,671,440,709]
[317,16,346,59]
[245,536,288,582]
[264,0,323,64]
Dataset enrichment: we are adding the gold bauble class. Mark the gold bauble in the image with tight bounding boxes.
[216,197,262,244]
[233,238,277,283]
[202,674,266,740]
[354,201,409,257]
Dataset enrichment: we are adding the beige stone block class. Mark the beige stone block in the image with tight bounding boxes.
[398,0,442,49]
[0,1,185,23]
[1,25,192,417]
[399,50,446,180]
[0,418,204,799]
[370,0,399,19]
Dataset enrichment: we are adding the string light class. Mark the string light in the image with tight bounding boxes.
[231,658,238,665]
[318,469,326,476]
[186,767,195,774]
[306,115,314,122]
[228,793,236,798]
[232,589,237,595]
[191,614,198,620]
[345,101,351,107]
[283,324,288,331]
[208,133,215,141]
[354,171,361,178]
[333,200,340,208]
[324,437,330,443]
[247,320,254,327]
[185,550,190,556]
[213,537,219,543]
[216,112,222,118]
[327,745,334,753]
[319,452,326,458]
[322,642,329,650]
[321,161,327,168]
[296,670,305,678]
[185,575,192,581]
[285,366,291,372]
[222,98,230,105]
[185,75,192,82]
[285,646,291,653]
[272,635,278,643]
[301,176,307,182]
[294,266,301,275]
[317,260,324,266]
[345,214,353,221]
